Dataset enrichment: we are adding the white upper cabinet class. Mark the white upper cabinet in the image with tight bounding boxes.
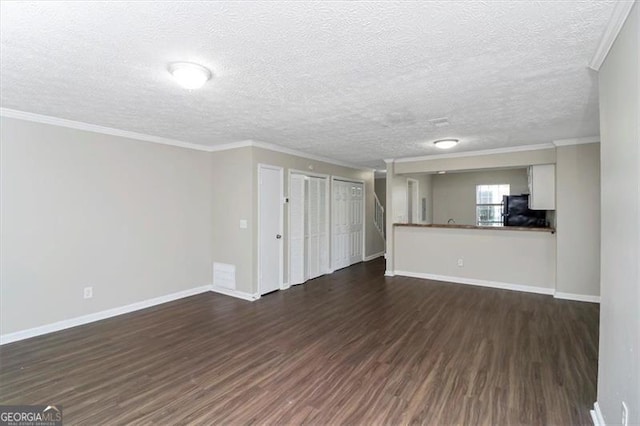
[528,164,556,210]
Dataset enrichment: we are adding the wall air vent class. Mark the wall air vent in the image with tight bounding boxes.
[213,263,236,290]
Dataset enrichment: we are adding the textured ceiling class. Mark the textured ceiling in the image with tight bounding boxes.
[0,1,614,167]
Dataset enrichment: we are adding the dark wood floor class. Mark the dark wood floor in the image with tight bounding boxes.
[0,259,599,425]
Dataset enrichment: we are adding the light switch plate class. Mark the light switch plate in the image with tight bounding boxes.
[239,219,248,229]
[83,287,93,299]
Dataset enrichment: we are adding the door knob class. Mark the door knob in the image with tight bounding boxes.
[276,234,282,239]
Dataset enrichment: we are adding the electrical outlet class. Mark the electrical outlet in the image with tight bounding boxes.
[457,258,464,267]
[622,401,628,426]
[83,286,93,299]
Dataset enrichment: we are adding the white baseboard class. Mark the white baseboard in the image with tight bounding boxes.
[364,251,385,262]
[554,292,600,303]
[0,285,212,345]
[590,402,605,426]
[384,270,395,277]
[210,285,260,302]
[393,270,555,296]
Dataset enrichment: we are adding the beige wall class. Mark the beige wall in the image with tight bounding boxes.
[395,147,556,174]
[394,226,556,291]
[555,143,600,297]
[597,2,640,424]
[0,117,212,335]
[390,148,555,233]
[1,118,382,336]
[387,145,601,300]
[211,147,254,294]
[431,168,528,225]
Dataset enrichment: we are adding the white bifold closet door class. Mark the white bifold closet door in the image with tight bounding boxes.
[332,180,364,270]
[306,176,329,280]
[290,174,329,285]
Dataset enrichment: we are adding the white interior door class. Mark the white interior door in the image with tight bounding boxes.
[259,165,283,295]
[332,180,349,270]
[289,173,305,286]
[332,179,364,270]
[348,182,364,265]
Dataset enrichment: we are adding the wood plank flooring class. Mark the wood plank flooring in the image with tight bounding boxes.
[0,259,599,425]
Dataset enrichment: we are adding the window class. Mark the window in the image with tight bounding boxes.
[476,184,510,226]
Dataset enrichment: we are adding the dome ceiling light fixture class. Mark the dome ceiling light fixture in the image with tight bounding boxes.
[433,138,459,149]
[168,62,212,90]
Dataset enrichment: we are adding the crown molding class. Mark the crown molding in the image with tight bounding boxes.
[553,136,600,147]
[207,140,254,152]
[588,0,636,71]
[249,140,374,171]
[0,108,212,152]
[1,108,373,172]
[393,143,556,163]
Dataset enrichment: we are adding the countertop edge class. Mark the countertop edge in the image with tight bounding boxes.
[393,223,556,233]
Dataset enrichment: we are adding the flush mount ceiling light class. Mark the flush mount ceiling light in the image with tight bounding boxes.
[433,139,459,149]
[168,62,211,89]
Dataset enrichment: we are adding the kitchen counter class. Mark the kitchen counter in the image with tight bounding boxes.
[392,224,557,292]
[394,223,555,233]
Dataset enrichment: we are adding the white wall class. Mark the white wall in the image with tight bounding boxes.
[385,161,396,272]
[555,143,600,298]
[0,117,212,335]
[431,168,528,225]
[374,177,386,213]
[394,226,556,292]
[597,2,640,424]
